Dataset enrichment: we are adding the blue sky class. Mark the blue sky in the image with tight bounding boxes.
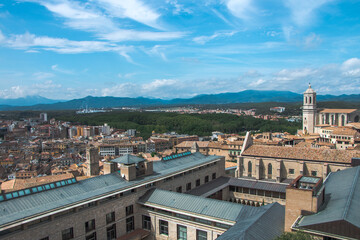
[1,0,360,100]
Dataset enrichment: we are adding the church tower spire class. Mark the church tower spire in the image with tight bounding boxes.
[302,83,317,134]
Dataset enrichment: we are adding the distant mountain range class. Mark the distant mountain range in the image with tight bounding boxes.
[1,90,360,111]
[0,95,62,106]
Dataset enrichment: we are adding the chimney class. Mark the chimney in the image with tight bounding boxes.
[103,162,118,175]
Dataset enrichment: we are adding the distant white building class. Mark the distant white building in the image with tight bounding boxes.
[40,113,48,122]
[102,123,111,135]
[270,107,285,113]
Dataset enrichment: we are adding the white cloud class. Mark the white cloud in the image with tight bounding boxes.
[22,0,185,43]
[0,30,5,43]
[4,32,134,61]
[304,33,322,49]
[166,0,193,15]
[341,58,360,77]
[118,73,136,79]
[33,72,55,80]
[145,45,169,61]
[274,68,318,82]
[249,78,266,87]
[96,0,161,29]
[225,0,255,21]
[100,29,185,42]
[284,0,330,27]
[0,81,62,99]
[51,64,74,74]
[193,31,237,44]
[35,0,117,33]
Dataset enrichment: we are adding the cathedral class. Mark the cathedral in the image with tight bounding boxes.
[302,84,360,134]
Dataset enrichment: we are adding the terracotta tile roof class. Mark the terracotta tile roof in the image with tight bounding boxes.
[1,173,75,192]
[225,161,237,168]
[331,127,358,136]
[319,109,357,113]
[175,141,210,148]
[242,145,360,163]
[346,122,360,129]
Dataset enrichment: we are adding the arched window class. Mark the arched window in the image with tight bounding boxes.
[305,97,307,104]
[268,163,272,179]
[248,161,252,177]
[341,115,345,126]
[355,116,359,123]
[309,97,312,104]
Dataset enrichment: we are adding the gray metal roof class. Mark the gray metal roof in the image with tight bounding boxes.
[228,178,288,193]
[299,176,320,184]
[297,166,360,229]
[186,176,230,197]
[217,203,285,240]
[111,154,144,164]
[0,152,221,228]
[138,188,245,222]
[186,177,288,198]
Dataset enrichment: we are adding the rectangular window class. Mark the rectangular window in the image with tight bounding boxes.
[106,224,116,240]
[85,219,96,232]
[186,182,191,191]
[196,179,200,186]
[212,173,216,180]
[62,227,74,240]
[159,220,168,236]
[204,176,209,183]
[311,171,317,176]
[126,216,134,233]
[85,232,97,240]
[176,186,182,193]
[106,212,115,224]
[229,186,236,192]
[126,205,133,216]
[196,229,207,240]
[177,225,187,240]
[142,215,151,230]
[289,169,295,174]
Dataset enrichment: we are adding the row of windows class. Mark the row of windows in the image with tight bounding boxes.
[159,219,208,240]
[163,162,217,184]
[61,223,117,240]
[44,207,132,240]
[143,207,231,231]
[229,186,286,199]
[176,173,217,193]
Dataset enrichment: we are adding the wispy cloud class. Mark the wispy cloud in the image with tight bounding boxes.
[22,0,185,42]
[284,0,331,27]
[33,72,55,80]
[193,31,237,44]
[225,0,256,21]
[51,64,74,74]
[99,29,185,42]
[4,31,134,61]
[166,0,193,15]
[95,0,161,29]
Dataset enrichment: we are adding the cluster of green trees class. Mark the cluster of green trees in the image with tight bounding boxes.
[55,111,301,139]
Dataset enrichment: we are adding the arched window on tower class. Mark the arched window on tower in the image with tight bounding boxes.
[309,97,312,104]
[305,97,307,104]
[268,163,272,179]
[248,161,252,177]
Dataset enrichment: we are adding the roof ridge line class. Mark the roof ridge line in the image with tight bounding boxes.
[342,167,360,220]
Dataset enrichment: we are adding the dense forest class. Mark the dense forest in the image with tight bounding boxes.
[52,111,301,139]
[3,99,359,139]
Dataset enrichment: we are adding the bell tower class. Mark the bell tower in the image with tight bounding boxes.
[302,83,317,134]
